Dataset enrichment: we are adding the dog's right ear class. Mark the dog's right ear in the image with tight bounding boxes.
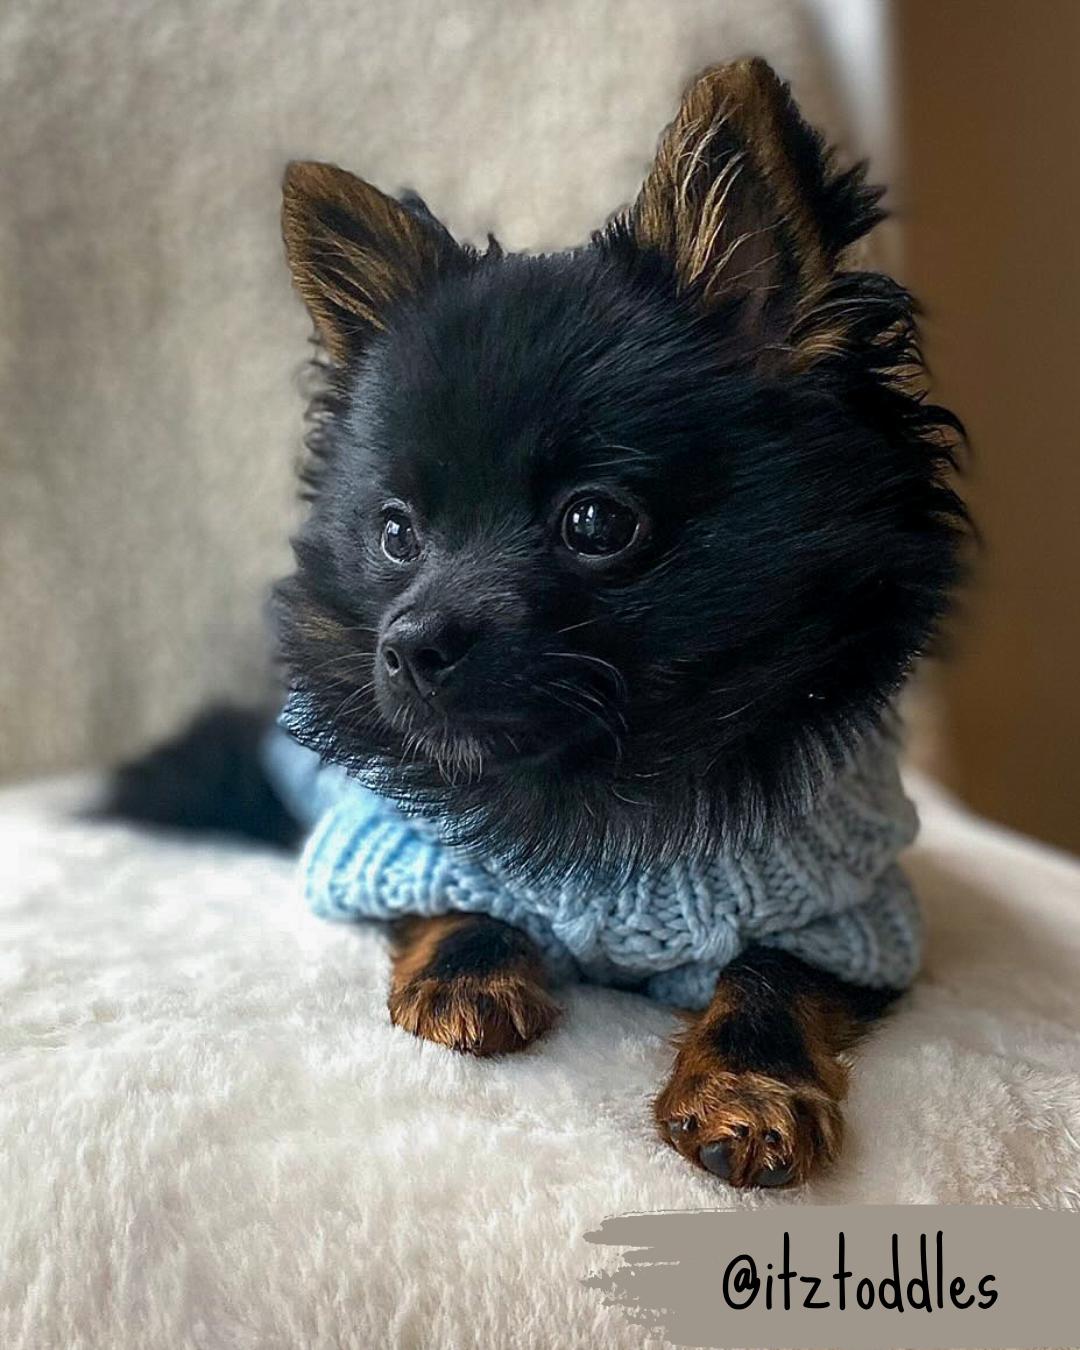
[282,163,459,364]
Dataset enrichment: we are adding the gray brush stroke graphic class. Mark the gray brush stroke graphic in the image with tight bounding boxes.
[584,1204,1079,1348]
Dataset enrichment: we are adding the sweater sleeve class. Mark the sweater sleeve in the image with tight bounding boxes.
[765,862,922,990]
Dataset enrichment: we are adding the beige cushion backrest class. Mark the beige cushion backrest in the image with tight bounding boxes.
[0,0,856,777]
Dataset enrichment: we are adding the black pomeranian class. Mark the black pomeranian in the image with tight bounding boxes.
[277,73,965,862]
[117,59,966,1188]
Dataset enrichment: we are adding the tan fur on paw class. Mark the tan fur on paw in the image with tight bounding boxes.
[654,982,849,1188]
[651,950,882,1187]
[656,1058,843,1187]
[388,912,559,1056]
[388,971,559,1056]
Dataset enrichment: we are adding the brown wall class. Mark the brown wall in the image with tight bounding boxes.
[896,0,1080,855]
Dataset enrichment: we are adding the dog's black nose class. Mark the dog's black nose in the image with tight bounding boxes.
[380,617,471,699]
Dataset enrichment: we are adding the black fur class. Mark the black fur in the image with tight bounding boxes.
[101,707,301,849]
[101,65,965,889]
[277,178,965,881]
[706,947,900,1079]
[418,918,536,982]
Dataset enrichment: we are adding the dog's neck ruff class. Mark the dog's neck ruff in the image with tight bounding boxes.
[266,709,920,1010]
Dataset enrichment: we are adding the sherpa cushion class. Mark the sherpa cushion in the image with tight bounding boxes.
[2,773,1079,1348]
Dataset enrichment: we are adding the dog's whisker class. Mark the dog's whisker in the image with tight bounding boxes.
[298,649,376,681]
[554,616,601,636]
[544,649,629,701]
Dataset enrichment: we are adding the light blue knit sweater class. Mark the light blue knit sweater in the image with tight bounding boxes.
[265,715,921,1011]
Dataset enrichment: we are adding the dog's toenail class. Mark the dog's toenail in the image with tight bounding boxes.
[699,1141,733,1179]
[667,1117,695,1139]
[757,1161,795,1187]
[763,1129,782,1146]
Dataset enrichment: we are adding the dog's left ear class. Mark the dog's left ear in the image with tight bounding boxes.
[282,162,461,364]
[627,59,884,364]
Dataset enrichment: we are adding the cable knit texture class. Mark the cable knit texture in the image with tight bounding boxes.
[264,722,921,1010]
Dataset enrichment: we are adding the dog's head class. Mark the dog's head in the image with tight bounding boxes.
[275,59,966,876]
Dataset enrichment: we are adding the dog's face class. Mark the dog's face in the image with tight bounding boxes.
[276,60,965,876]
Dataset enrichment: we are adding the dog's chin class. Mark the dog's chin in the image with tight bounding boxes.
[375,701,591,782]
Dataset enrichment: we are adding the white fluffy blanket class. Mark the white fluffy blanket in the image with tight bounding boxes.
[2,775,1079,1348]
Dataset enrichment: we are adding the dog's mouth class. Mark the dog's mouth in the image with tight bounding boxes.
[369,638,631,782]
[384,712,583,782]
[377,684,624,782]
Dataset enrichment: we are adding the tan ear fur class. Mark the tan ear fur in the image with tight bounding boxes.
[631,59,878,362]
[282,162,447,364]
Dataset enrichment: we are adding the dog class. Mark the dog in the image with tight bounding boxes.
[117,58,966,1188]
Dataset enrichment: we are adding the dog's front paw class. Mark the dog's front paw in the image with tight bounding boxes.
[387,913,559,1055]
[388,971,559,1055]
[655,1046,843,1188]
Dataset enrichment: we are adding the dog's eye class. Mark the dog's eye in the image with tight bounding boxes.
[561,495,643,559]
[381,508,420,563]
